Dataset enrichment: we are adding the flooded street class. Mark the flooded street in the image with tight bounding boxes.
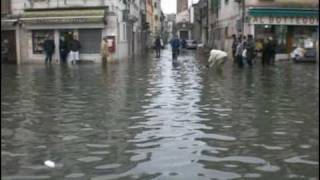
[1,49,319,179]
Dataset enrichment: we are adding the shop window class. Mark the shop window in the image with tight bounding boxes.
[32,30,54,54]
[78,29,101,54]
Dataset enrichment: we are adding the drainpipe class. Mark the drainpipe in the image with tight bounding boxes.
[242,0,245,34]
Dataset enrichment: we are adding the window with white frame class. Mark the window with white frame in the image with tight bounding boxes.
[121,23,127,41]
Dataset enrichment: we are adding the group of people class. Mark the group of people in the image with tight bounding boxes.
[43,34,81,64]
[232,34,276,68]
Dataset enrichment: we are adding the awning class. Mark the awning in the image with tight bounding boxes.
[248,8,319,26]
[1,19,18,29]
[20,9,106,25]
[249,8,319,17]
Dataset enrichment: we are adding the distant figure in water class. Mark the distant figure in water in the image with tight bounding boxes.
[207,49,228,69]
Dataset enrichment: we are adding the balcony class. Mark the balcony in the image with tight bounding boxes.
[122,9,138,23]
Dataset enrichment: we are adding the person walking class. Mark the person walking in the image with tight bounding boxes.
[68,35,81,64]
[59,36,68,63]
[170,35,180,61]
[231,34,238,63]
[43,35,55,64]
[262,38,269,66]
[246,35,255,67]
[101,36,110,64]
[235,37,244,68]
[154,36,161,58]
[264,37,276,65]
[268,37,276,65]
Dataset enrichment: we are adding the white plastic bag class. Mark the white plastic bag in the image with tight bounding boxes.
[242,49,247,58]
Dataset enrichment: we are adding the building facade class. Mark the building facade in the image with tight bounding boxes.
[177,0,188,14]
[175,0,193,40]
[208,0,319,60]
[1,0,152,64]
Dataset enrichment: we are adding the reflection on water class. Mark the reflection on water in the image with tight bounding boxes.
[1,49,319,179]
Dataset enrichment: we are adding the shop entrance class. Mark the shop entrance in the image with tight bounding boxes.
[1,30,17,64]
[179,31,189,40]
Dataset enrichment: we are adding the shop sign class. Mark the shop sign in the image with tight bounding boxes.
[250,16,319,26]
[22,17,102,24]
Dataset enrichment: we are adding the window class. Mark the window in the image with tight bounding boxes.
[1,0,11,15]
[121,23,127,41]
[224,26,229,37]
[32,30,54,54]
[79,29,102,54]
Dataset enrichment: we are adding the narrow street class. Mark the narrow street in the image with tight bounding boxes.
[2,47,319,179]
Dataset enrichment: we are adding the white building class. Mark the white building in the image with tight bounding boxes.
[1,0,147,64]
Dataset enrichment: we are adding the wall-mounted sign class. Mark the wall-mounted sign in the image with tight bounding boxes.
[21,17,103,25]
[250,16,319,26]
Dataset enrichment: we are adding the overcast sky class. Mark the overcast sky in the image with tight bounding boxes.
[161,0,199,14]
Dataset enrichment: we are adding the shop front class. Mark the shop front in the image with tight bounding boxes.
[248,8,319,60]
[1,19,19,64]
[19,8,108,63]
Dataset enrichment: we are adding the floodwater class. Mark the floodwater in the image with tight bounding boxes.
[1,49,319,179]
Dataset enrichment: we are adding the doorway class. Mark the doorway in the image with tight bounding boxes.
[1,30,17,64]
[179,30,189,40]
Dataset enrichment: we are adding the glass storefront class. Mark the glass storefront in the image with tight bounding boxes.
[32,30,54,54]
[254,25,317,53]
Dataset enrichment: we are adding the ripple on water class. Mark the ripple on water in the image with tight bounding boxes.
[255,163,281,172]
[243,173,262,178]
[77,156,103,163]
[86,144,110,148]
[199,133,237,141]
[253,144,284,150]
[65,173,85,178]
[284,156,319,165]
[95,163,121,170]
[202,156,267,165]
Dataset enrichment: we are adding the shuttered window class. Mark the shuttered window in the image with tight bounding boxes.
[78,29,102,54]
[1,0,11,15]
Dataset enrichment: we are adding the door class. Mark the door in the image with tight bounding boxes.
[1,30,17,64]
[180,31,189,40]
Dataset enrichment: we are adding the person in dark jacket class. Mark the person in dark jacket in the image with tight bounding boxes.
[246,35,255,67]
[231,34,238,62]
[59,37,68,63]
[262,38,269,66]
[263,37,276,65]
[68,35,81,64]
[267,37,276,65]
[154,36,161,58]
[170,35,180,60]
[43,35,55,64]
